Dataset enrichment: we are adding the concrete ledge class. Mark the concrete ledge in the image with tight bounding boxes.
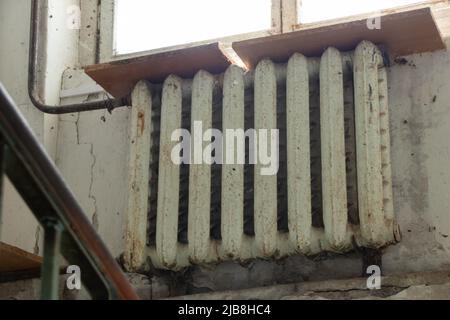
[166,270,450,300]
[3,270,450,300]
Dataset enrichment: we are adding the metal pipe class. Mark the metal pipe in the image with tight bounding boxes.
[28,0,130,114]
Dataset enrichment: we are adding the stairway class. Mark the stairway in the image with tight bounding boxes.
[0,84,137,300]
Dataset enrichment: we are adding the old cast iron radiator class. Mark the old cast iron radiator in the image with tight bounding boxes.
[124,41,400,271]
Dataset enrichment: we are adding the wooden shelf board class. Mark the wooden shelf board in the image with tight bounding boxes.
[84,7,446,99]
[84,43,232,98]
[233,7,446,69]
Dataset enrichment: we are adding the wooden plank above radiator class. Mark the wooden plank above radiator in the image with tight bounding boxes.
[233,7,446,69]
[84,43,233,98]
[84,7,445,99]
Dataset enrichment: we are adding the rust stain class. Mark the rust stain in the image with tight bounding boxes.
[137,111,145,136]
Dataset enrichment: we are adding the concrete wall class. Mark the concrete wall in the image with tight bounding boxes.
[0,0,79,254]
[0,0,42,254]
[1,0,450,293]
[384,41,450,273]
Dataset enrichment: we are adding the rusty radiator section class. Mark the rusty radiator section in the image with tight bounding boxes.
[124,41,400,271]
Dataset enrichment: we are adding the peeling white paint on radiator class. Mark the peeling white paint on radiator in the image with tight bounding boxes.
[354,41,397,247]
[221,65,245,258]
[286,53,311,254]
[156,75,183,269]
[254,60,278,257]
[188,71,214,263]
[125,81,152,270]
[320,47,350,251]
[125,41,399,271]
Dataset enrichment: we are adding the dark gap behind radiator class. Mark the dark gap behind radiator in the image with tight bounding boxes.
[276,80,289,232]
[243,85,255,236]
[177,92,192,244]
[309,78,324,228]
[343,73,359,225]
[210,84,223,240]
[148,89,161,246]
[147,67,359,246]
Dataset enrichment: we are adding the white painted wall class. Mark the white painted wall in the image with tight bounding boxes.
[56,91,130,257]
[384,41,450,273]
[1,0,450,290]
[1,0,44,254]
[0,0,79,254]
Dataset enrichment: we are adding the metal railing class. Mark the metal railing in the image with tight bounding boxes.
[0,83,138,300]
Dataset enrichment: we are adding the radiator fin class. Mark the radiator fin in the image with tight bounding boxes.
[320,48,349,250]
[286,53,312,253]
[354,41,388,246]
[156,75,183,268]
[221,66,245,258]
[254,60,278,257]
[188,71,214,263]
[125,81,153,270]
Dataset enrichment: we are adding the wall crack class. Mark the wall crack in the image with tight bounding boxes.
[88,143,99,230]
[74,112,99,230]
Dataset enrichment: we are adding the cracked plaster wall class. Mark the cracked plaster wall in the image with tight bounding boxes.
[56,94,131,257]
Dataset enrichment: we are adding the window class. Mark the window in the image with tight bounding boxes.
[101,0,431,61]
[114,0,272,55]
[298,0,425,24]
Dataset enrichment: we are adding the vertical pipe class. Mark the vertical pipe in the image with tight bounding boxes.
[222,65,245,258]
[156,75,182,268]
[320,47,348,250]
[40,218,62,300]
[286,53,311,253]
[254,59,278,257]
[188,71,213,263]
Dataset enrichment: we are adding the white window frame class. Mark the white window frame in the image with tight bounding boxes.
[96,0,299,63]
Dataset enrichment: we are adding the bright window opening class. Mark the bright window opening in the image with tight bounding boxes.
[114,0,428,55]
[115,0,272,55]
[298,0,425,24]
